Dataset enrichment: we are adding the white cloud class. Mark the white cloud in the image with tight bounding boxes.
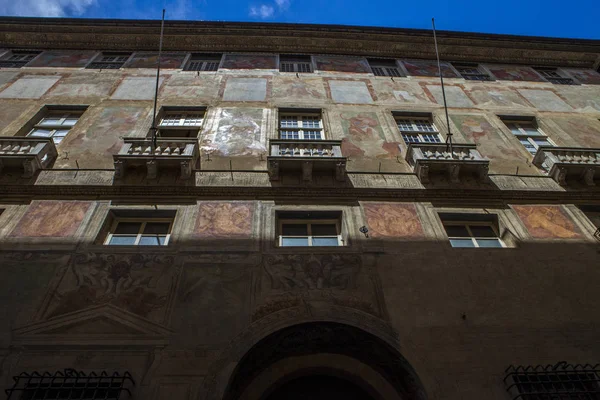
[275,0,290,9]
[0,0,95,17]
[249,4,274,19]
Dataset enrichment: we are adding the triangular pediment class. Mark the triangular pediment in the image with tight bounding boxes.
[13,304,171,347]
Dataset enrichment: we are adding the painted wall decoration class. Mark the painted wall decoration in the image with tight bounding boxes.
[563,68,600,84]
[125,52,186,69]
[558,87,600,112]
[329,80,374,104]
[512,205,583,239]
[26,51,97,68]
[55,105,149,169]
[466,86,531,108]
[10,201,91,238]
[517,89,572,112]
[314,56,370,73]
[111,77,165,100]
[0,100,28,133]
[221,54,277,69]
[426,85,474,108]
[368,79,431,104]
[0,71,17,87]
[43,253,179,323]
[222,77,267,102]
[194,202,254,239]
[160,74,222,101]
[272,76,326,101]
[202,108,266,156]
[487,65,545,82]
[339,111,399,158]
[550,118,600,148]
[0,75,60,99]
[402,60,459,78]
[363,203,424,239]
[46,73,117,98]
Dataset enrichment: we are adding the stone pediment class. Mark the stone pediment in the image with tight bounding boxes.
[13,304,170,347]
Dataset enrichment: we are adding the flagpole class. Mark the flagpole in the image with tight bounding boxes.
[151,9,166,152]
[432,18,453,155]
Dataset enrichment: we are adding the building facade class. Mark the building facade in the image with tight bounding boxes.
[0,17,600,400]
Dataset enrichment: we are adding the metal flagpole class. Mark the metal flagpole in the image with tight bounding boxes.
[151,9,166,152]
[431,18,453,156]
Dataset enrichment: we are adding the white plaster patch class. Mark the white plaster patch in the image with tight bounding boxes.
[111,77,164,100]
[517,89,573,112]
[222,78,267,102]
[0,71,18,87]
[47,83,111,98]
[329,80,373,104]
[427,85,474,108]
[0,75,60,99]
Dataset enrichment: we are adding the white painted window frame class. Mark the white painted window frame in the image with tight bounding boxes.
[443,220,505,248]
[394,116,443,143]
[504,120,556,155]
[278,218,342,247]
[104,217,173,246]
[27,111,83,145]
[279,112,324,140]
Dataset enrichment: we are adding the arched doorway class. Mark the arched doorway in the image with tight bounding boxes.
[222,322,426,400]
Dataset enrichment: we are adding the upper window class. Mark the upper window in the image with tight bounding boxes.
[105,218,173,246]
[87,52,131,69]
[0,50,40,68]
[368,59,402,77]
[157,108,205,138]
[184,53,221,71]
[534,67,575,85]
[453,63,491,81]
[394,115,442,144]
[277,211,342,247]
[579,205,600,241]
[279,110,323,140]
[27,110,84,144]
[502,118,555,155]
[440,213,504,248]
[279,55,312,73]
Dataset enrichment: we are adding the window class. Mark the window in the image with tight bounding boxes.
[279,111,324,140]
[440,213,504,248]
[534,67,575,85]
[502,118,555,155]
[453,63,491,81]
[104,218,173,246]
[157,107,205,137]
[184,53,221,71]
[394,115,442,144]
[279,55,312,73]
[368,59,402,77]
[27,110,84,144]
[579,205,600,241]
[277,211,342,247]
[86,52,131,69]
[0,50,40,68]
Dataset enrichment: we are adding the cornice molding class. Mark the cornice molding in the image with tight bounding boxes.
[0,18,598,67]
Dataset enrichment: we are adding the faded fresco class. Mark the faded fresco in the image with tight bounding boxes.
[160,74,222,101]
[314,56,370,73]
[466,86,532,108]
[272,76,326,101]
[339,111,399,158]
[0,100,30,133]
[55,106,149,169]
[26,51,97,68]
[551,118,600,148]
[42,253,179,323]
[329,80,374,104]
[125,52,186,69]
[512,205,583,239]
[222,77,267,102]
[194,202,254,239]
[517,89,573,112]
[363,202,424,238]
[202,108,266,156]
[427,85,474,108]
[487,65,545,82]
[221,54,277,69]
[0,71,17,87]
[558,87,600,112]
[563,68,600,84]
[0,75,61,99]
[46,73,117,98]
[402,60,459,78]
[10,201,91,238]
[369,79,431,104]
[111,77,165,100]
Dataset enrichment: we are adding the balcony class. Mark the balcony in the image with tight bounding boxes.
[0,137,57,178]
[267,139,346,182]
[532,146,600,186]
[113,138,199,180]
[405,143,489,183]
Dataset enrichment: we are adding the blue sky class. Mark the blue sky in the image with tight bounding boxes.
[0,0,598,40]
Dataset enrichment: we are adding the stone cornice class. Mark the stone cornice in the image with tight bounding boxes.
[0,17,598,67]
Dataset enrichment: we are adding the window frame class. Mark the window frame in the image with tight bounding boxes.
[534,67,575,85]
[184,53,222,72]
[442,220,505,248]
[26,110,83,145]
[278,218,343,247]
[368,59,403,77]
[156,107,206,138]
[394,115,443,144]
[0,50,41,68]
[86,52,132,69]
[279,55,313,73]
[104,217,173,246]
[502,119,556,155]
[452,63,491,81]
[278,111,324,140]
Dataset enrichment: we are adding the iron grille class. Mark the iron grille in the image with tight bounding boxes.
[594,228,600,241]
[5,369,134,400]
[504,363,600,400]
[546,77,575,85]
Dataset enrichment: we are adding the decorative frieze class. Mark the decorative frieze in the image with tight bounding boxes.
[533,146,600,186]
[0,137,57,178]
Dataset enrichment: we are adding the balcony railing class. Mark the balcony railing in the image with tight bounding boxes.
[405,142,489,183]
[267,139,346,182]
[532,146,600,186]
[0,137,57,178]
[113,138,199,179]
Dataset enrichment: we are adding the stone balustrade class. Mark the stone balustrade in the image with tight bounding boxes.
[113,138,199,180]
[0,137,58,178]
[405,142,489,183]
[533,146,600,186]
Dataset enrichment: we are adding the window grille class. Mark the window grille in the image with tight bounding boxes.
[184,54,221,71]
[0,51,40,68]
[368,59,402,77]
[27,111,83,145]
[453,63,491,81]
[279,112,323,140]
[504,363,600,400]
[87,53,131,69]
[535,67,575,85]
[279,55,312,73]
[502,119,555,155]
[395,116,442,144]
[5,369,134,400]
